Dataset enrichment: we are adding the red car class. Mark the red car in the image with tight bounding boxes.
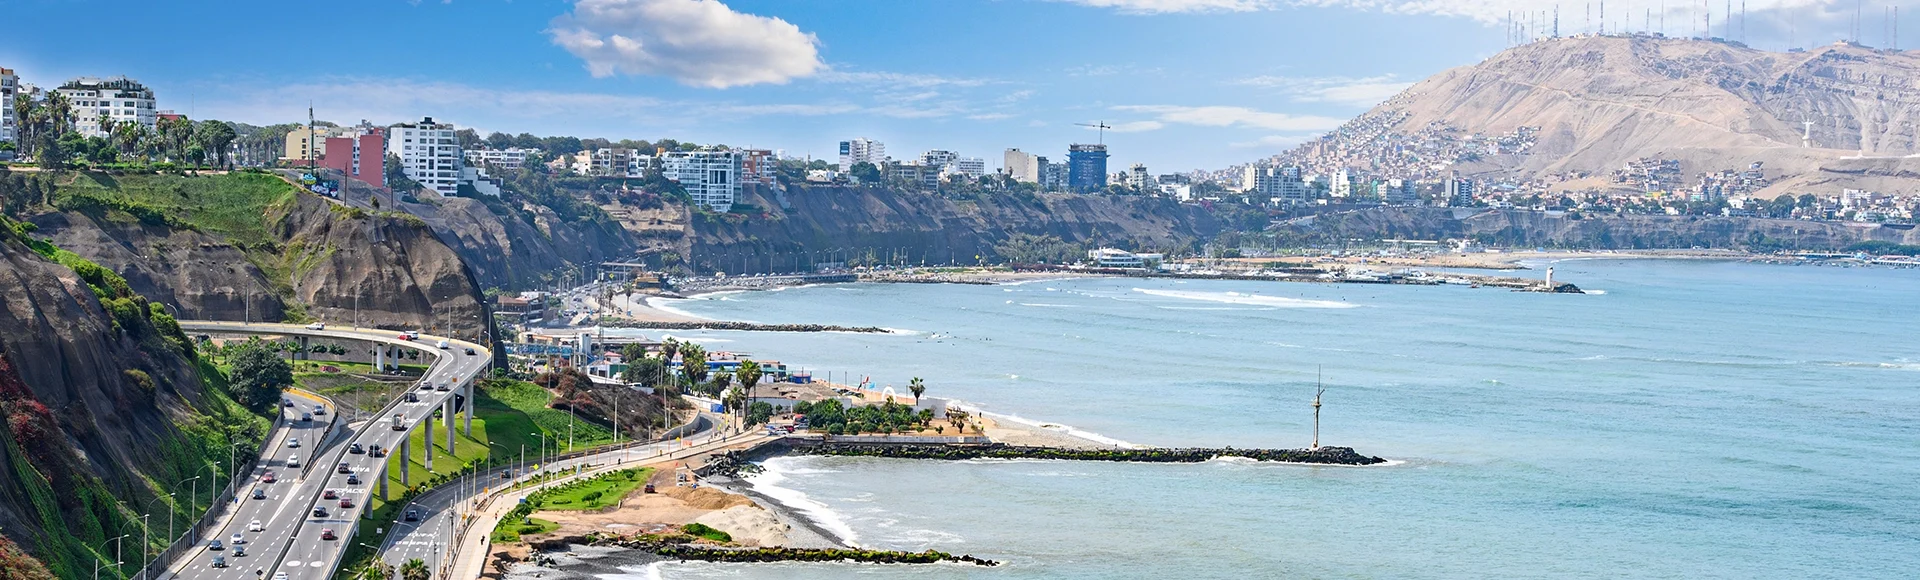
[322,489,337,500]
[260,471,277,483]
[320,529,336,540]
[396,334,412,341]
[339,497,355,508]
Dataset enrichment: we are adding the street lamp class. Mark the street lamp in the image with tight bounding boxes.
[93,558,122,580]
[108,534,130,578]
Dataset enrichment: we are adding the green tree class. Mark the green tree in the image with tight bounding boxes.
[228,340,293,412]
[908,377,925,402]
[353,559,395,580]
[195,120,238,168]
[399,558,430,580]
[849,161,882,184]
[621,356,665,387]
[679,343,707,386]
[736,360,763,423]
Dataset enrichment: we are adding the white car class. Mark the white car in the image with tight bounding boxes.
[436,339,450,349]
[230,532,245,545]
[274,572,289,580]
[287,438,299,448]
[287,455,300,468]
[305,322,325,330]
[248,520,263,532]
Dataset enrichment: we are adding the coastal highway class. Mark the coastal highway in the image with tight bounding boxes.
[164,322,491,580]
[379,413,721,572]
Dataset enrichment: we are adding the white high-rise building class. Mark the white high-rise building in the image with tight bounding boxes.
[1004,148,1041,183]
[1243,165,1309,205]
[948,157,987,177]
[838,137,886,168]
[663,150,741,212]
[1330,168,1358,199]
[55,76,157,138]
[387,117,462,195]
[0,68,16,144]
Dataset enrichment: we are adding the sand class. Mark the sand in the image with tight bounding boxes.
[977,414,1130,450]
[526,466,798,547]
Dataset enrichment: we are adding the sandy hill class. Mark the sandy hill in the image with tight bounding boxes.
[1307,35,1920,196]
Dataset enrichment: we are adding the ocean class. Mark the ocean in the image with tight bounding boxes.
[604,259,1920,579]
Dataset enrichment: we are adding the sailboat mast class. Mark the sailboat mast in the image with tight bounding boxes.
[1312,367,1324,449]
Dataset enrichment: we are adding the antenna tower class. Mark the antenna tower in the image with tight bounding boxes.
[1311,367,1326,450]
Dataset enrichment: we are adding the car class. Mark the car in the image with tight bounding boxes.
[346,473,362,485]
[260,471,277,483]
[320,528,337,540]
[232,545,246,557]
[230,533,245,545]
[210,555,227,568]
[286,455,300,468]
[348,443,364,454]
[282,399,293,408]
[300,412,312,422]
[313,404,326,415]
[403,392,419,403]
[465,347,477,356]
[436,382,450,392]
[248,520,263,532]
[322,489,337,500]
[337,462,352,474]
[436,339,450,349]
[305,322,325,330]
[275,572,289,580]
[405,330,421,339]
[312,506,329,518]
[339,497,354,508]
[369,444,386,457]
[391,414,407,431]
[396,334,413,341]
[287,438,299,448]
[252,487,267,500]
[208,539,224,550]
[403,509,420,522]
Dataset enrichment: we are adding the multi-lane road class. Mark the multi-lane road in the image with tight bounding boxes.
[167,322,491,580]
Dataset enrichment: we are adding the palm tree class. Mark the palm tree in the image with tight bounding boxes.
[908,377,925,402]
[736,360,762,424]
[354,559,395,580]
[679,344,708,387]
[398,558,429,580]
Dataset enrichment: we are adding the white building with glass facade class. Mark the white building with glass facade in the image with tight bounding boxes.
[387,117,462,195]
[663,150,741,212]
[54,76,157,138]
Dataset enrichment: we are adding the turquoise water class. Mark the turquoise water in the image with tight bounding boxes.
[613,260,1920,579]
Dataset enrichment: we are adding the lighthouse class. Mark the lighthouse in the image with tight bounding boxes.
[1546,266,1555,289]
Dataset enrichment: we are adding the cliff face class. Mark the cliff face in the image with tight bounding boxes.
[399,194,634,291]
[25,172,488,336]
[272,194,489,335]
[663,185,1230,274]
[1276,207,1920,249]
[0,224,259,579]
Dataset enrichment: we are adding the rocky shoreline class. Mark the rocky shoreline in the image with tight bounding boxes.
[792,442,1388,465]
[597,317,890,333]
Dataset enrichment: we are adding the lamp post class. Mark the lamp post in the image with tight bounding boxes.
[109,534,130,578]
[93,558,122,580]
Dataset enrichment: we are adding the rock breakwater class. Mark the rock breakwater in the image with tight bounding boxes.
[590,535,999,566]
[597,318,889,333]
[795,442,1388,465]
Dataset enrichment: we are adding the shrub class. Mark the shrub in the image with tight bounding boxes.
[681,523,731,543]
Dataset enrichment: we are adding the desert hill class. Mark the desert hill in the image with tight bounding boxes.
[1291,34,1920,196]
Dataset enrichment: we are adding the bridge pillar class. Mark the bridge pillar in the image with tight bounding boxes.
[443,398,455,463]
[463,382,473,437]
[399,439,410,487]
[296,336,309,360]
[424,410,434,470]
[373,346,384,372]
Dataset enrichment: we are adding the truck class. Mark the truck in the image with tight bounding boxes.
[390,414,406,431]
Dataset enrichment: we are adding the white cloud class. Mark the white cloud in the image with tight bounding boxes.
[815,70,993,88]
[547,0,823,88]
[1053,0,1277,14]
[1233,74,1412,107]
[1104,120,1167,132]
[1112,105,1346,131]
[969,113,1016,121]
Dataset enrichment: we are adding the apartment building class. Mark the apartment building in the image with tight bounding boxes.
[55,76,157,138]
[0,68,16,144]
[838,137,886,168]
[464,147,538,172]
[386,117,462,195]
[662,150,741,212]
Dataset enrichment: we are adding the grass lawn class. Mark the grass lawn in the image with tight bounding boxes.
[528,467,652,512]
[475,379,617,460]
[488,517,558,543]
[57,171,295,246]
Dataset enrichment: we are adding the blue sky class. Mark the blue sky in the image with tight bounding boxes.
[0,0,1898,171]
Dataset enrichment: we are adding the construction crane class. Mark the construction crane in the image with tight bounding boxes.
[1076,121,1112,145]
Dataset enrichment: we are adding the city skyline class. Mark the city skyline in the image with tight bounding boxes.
[1,0,1910,171]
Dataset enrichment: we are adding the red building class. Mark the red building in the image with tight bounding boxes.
[321,129,385,188]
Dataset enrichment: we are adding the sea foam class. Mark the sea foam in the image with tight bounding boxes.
[1132,288,1358,309]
